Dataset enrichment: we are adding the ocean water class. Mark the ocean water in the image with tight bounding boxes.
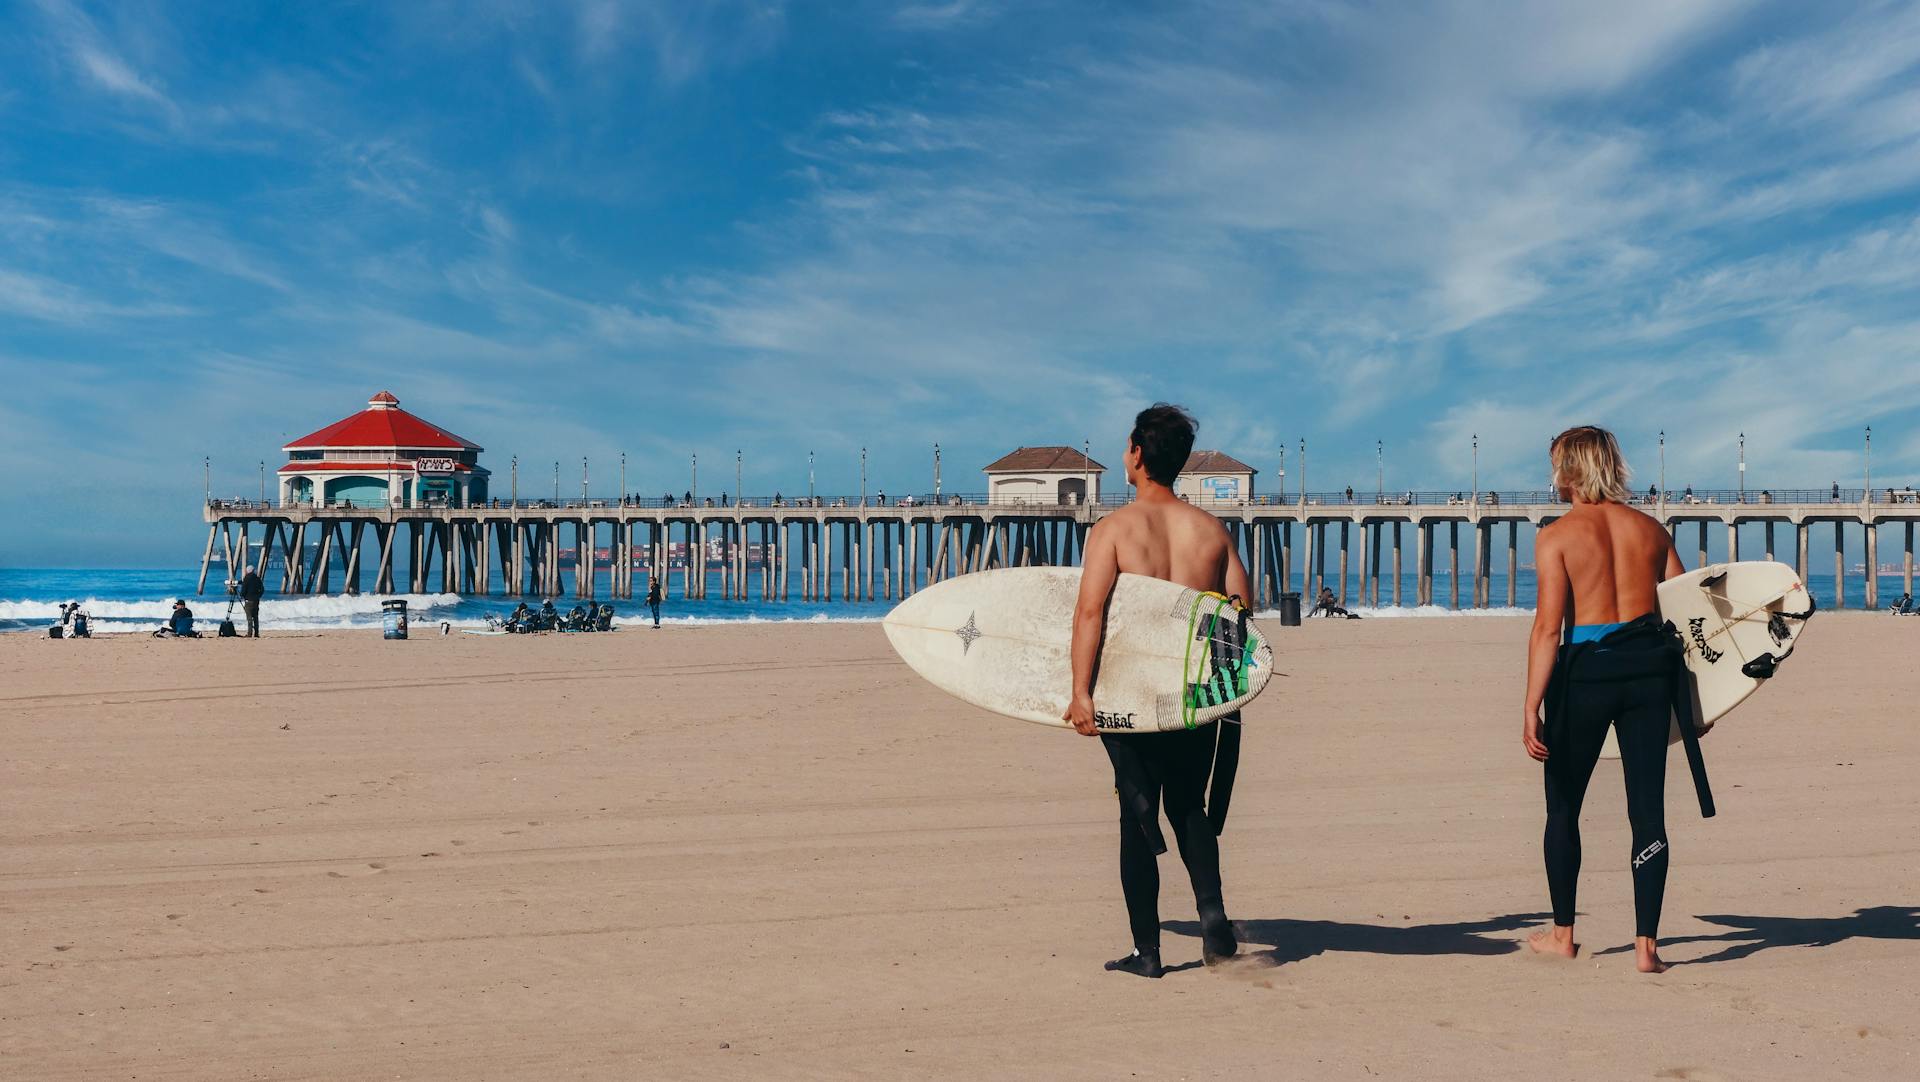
[0,566,1899,635]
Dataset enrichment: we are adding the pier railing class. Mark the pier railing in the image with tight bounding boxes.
[210,485,1920,514]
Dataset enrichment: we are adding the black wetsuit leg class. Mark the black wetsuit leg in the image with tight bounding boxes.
[1542,681,1616,929]
[1612,674,1671,939]
[1544,672,1672,938]
[1103,728,1226,952]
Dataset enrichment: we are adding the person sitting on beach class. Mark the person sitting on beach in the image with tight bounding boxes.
[1522,425,1689,974]
[163,599,197,638]
[1307,585,1356,619]
[1064,403,1243,979]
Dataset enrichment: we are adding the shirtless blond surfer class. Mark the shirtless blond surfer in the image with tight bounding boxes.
[1522,426,1687,974]
[1066,404,1250,978]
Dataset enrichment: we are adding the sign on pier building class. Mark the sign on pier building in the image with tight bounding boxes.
[1175,450,1258,502]
[278,391,489,509]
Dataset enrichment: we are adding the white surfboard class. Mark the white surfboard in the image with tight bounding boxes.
[883,567,1274,733]
[1600,561,1813,758]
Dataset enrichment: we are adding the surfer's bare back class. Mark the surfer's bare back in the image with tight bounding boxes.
[1066,403,1248,978]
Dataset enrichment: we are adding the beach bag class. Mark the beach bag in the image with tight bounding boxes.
[218,619,238,637]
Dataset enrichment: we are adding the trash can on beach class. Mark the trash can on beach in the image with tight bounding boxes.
[1278,592,1302,626]
[382,599,409,640]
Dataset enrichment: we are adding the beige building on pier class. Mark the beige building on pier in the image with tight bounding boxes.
[981,446,1106,504]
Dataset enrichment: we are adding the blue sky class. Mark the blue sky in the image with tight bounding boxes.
[3,0,1919,565]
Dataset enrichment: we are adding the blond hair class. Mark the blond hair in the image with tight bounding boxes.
[1550,425,1631,504]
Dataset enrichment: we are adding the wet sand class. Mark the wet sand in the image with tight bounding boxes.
[2,615,1915,1080]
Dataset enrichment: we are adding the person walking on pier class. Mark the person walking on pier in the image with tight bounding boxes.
[646,577,664,628]
[239,568,265,638]
[1065,403,1245,978]
[1522,425,1695,975]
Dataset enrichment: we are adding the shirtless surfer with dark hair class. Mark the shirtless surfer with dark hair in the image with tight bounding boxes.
[1523,425,1690,974]
[1066,403,1249,978]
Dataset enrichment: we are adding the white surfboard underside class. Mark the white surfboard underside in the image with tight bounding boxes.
[883,567,1274,733]
[1600,560,1811,758]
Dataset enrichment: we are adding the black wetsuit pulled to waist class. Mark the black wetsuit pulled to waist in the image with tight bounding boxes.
[1546,613,1715,818]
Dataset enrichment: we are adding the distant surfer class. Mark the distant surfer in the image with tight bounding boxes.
[1522,426,1692,974]
[1065,403,1247,978]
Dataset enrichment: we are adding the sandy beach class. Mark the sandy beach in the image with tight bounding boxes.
[3,615,1915,1080]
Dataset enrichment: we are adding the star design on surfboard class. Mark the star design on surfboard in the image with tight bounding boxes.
[955,612,981,655]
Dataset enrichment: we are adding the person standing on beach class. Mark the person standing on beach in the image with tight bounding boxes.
[1522,425,1688,974]
[239,568,265,638]
[1065,403,1247,978]
[646,576,664,628]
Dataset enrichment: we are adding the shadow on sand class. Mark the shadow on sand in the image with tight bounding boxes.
[1164,912,1549,968]
[1595,905,1920,966]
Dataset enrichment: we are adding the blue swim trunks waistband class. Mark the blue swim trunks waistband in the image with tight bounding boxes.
[1567,622,1628,645]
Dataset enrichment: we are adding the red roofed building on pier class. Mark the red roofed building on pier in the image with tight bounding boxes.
[279,391,489,508]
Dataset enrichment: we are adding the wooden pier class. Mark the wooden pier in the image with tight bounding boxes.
[199,487,1920,609]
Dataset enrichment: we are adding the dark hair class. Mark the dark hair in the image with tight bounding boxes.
[1129,403,1196,486]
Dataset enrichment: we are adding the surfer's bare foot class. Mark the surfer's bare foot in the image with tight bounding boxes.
[1528,926,1577,959]
[1634,937,1668,973]
[1104,949,1164,979]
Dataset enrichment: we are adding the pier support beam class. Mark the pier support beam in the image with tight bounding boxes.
[1865,520,1878,609]
[1834,522,1845,609]
[1907,522,1914,597]
[1507,522,1518,608]
[1415,522,1429,606]
[1337,522,1350,607]
[196,523,219,595]
[1392,522,1402,607]
[1449,521,1460,609]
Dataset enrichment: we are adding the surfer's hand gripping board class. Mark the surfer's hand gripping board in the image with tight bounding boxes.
[884,567,1274,733]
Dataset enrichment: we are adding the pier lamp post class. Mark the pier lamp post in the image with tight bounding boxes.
[1376,440,1383,503]
[808,451,814,501]
[259,461,265,503]
[1083,439,1091,511]
[1659,431,1666,505]
[204,456,210,504]
[1865,426,1872,502]
[582,457,589,501]
[1299,439,1307,506]
[861,447,868,507]
[511,456,518,504]
[934,444,941,499]
[1738,433,1745,501]
[1278,444,1285,503]
[553,461,559,503]
[1471,434,1478,504]
[736,450,742,505]
[620,452,626,505]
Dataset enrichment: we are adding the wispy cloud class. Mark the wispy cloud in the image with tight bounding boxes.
[27,0,179,119]
[891,1,1004,30]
